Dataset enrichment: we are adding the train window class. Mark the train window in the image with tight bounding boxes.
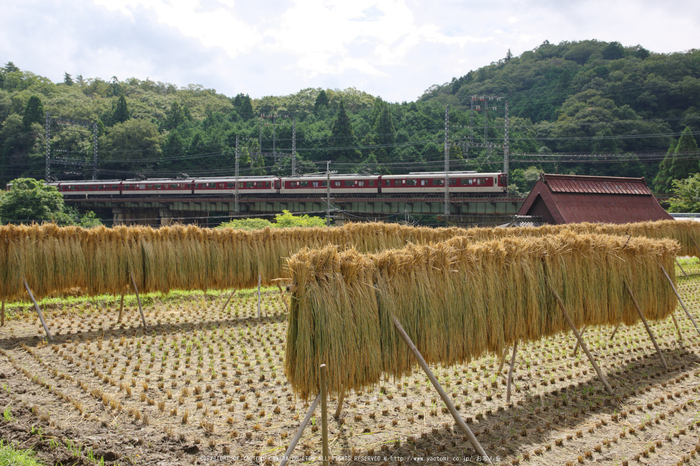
[207,183,216,188]
[312,181,320,188]
[69,186,76,190]
[226,183,235,188]
[478,178,486,185]
[265,182,270,188]
[299,181,309,187]
[246,182,254,188]
[406,179,417,186]
[433,179,444,186]
[333,181,341,187]
[344,180,354,187]
[139,185,145,190]
[420,180,427,186]
[358,181,365,187]
[384,180,391,186]
[369,180,374,186]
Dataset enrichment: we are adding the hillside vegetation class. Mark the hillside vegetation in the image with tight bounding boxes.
[0,40,698,195]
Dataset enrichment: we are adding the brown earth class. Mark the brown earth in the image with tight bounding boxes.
[1,269,700,466]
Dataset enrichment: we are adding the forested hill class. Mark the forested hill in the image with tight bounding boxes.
[0,39,698,196]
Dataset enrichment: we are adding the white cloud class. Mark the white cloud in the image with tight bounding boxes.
[92,0,260,58]
[1,0,699,102]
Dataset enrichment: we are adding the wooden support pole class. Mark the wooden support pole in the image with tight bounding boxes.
[671,314,683,342]
[546,282,614,395]
[676,258,689,278]
[573,325,587,356]
[130,273,148,332]
[257,274,262,319]
[23,279,51,341]
[320,364,329,466]
[1,299,4,327]
[117,292,124,323]
[392,316,491,462]
[221,289,236,313]
[625,282,668,371]
[661,264,700,336]
[507,341,518,403]
[279,393,321,466]
[609,323,621,341]
[497,346,509,376]
[691,236,700,258]
[275,283,290,313]
[334,391,345,419]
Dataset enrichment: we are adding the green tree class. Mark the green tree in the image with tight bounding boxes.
[63,72,74,86]
[112,95,130,124]
[273,210,326,228]
[0,178,100,226]
[163,101,186,130]
[668,173,700,213]
[653,140,676,192]
[370,102,396,164]
[314,90,329,114]
[665,127,699,191]
[100,119,163,175]
[233,93,254,119]
[217,217,273,230]
[22,96,44,130]
[330,100,361,164]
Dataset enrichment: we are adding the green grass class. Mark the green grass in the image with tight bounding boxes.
[0,440,45,466]
[2,285,275,320]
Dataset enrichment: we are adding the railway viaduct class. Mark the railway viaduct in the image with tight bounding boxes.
[65,194,525,227]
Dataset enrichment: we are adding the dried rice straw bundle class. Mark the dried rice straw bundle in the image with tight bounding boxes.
[285,232,679,399]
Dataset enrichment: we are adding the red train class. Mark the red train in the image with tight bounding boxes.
[47,171,508,197]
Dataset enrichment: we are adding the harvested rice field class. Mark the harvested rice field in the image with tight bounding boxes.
[1,268,700,466]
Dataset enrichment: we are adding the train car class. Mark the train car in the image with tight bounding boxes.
[280,175,380,195]
[122,179,194,195]
[192,177,278,195]
[56,180,123,196]
[380,172,507,194]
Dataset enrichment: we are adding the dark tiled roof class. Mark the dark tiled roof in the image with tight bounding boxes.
[543,174,651,195]
[517,174,672,224]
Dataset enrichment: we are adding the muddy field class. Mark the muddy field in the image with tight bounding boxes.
[1,266,700,466]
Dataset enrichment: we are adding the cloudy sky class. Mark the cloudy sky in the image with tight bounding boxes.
[2,0,699,102]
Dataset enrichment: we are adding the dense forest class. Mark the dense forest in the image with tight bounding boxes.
[0,39,698,196]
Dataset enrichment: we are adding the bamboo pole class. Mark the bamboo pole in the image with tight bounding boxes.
[23,279,51,341]
[691,235,700,258]
[320,364,329,466]
[660,264,700,336]
[609,323,621,341]
[117,292,124,323]
[130,273,148,332]
[257,274,262,319]
[625,282,668,371]
[497,346,509,376]
[1,299,4,327]
[676,259,689,278]
[572,325,587,356]
[275,283,290,313]
[279,393,321,466]
[546,282,614,395]
[220,289,236,313]
[392,316,491,462]
[671,314,683,342]
[334,391,345,419]
[507,341,518,403]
